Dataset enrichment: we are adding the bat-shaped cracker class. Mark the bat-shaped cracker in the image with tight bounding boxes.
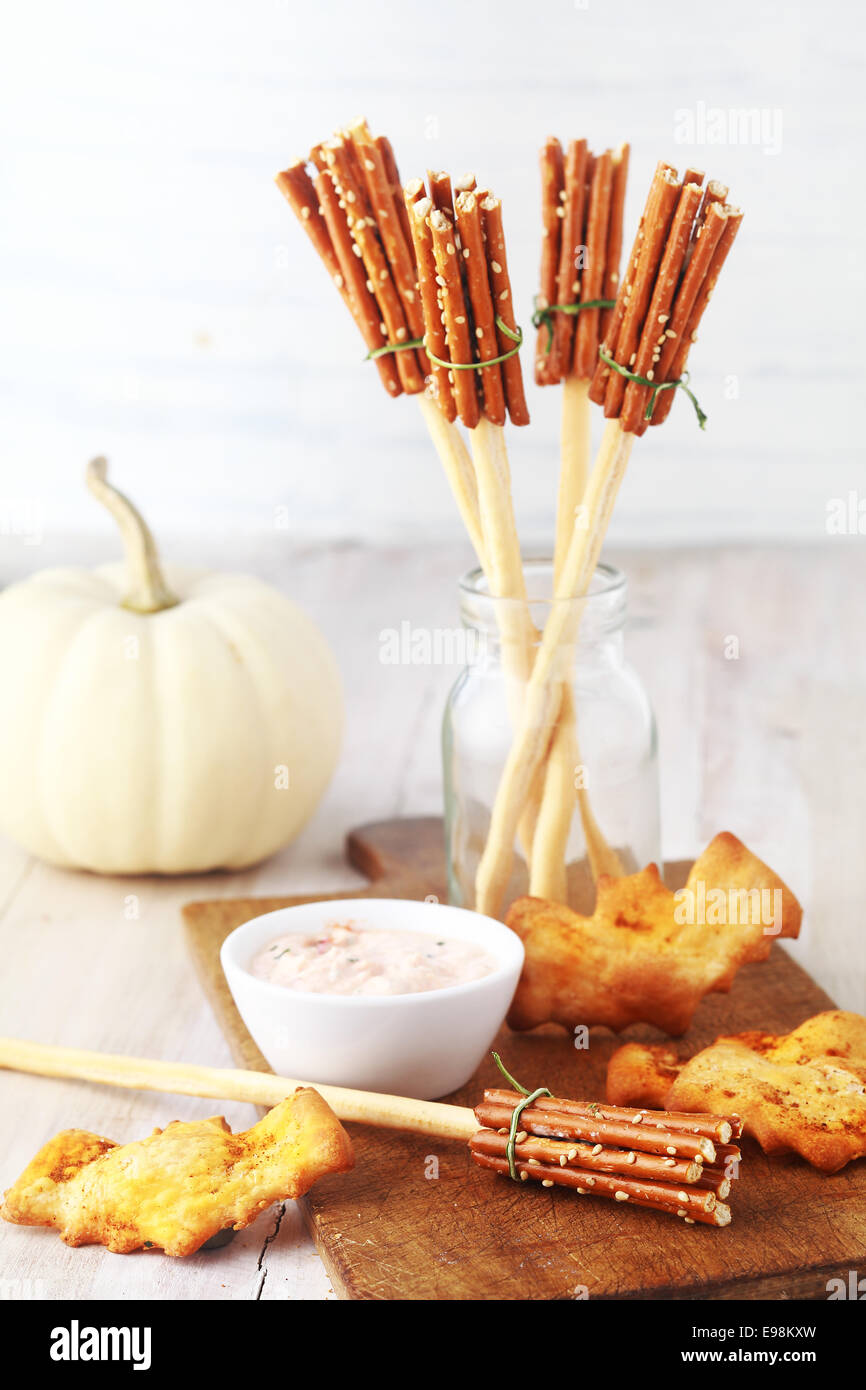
[605,1011,866,1173]
[1,1088,353,1256]
[506,832,801,1035]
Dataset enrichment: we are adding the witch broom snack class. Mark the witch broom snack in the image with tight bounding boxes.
[470,1056,741,1226]
[0,1039,743,1232]
[530,138,630,900]
[276,120,486,566]
[475,161,743,918]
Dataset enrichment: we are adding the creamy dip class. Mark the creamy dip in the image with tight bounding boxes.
[251,921,497,997]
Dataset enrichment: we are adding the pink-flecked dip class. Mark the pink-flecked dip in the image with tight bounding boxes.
[251,921,497,997]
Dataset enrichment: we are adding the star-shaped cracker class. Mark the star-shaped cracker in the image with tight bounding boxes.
[506,831,801,1035]
[606,1011,866,1172]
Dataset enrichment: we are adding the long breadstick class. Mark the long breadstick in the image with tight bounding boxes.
[0,1037,478,1141]
[475,420,635,918]
[417,395,486,567]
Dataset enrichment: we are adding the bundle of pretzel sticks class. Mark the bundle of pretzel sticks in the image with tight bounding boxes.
[471,1088,742,1226]
[276,121,743,921]
[0,1038,744,1231]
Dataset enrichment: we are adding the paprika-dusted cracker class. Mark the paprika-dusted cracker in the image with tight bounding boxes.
[505,831,801,1035]
[606,1012,866,1173]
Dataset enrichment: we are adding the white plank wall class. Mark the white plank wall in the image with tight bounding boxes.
[0,535,863,1299]
[1,0,865,544]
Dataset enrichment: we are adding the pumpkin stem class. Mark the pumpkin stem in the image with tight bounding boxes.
[86,458,179,614]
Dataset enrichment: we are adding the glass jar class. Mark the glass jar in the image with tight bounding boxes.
[443,559,660,917]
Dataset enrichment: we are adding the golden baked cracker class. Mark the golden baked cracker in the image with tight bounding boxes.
[1,1087,354,1256]
[506,831,801,1034]
[606,1011,866,1172]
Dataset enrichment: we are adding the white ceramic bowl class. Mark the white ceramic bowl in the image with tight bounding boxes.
[220,897,524,1100]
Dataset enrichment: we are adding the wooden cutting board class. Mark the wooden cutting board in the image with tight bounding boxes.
[183,817,865,1301]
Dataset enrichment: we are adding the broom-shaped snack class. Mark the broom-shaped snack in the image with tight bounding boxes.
[475,161,743,919]
[276,120,486,568]
[529,138,630,901]
[405,178,540,859]
[0,1039,742,1230]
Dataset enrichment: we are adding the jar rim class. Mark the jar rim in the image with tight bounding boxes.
[458,557,626,605]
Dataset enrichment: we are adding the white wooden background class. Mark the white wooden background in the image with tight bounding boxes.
[1,0,864,1303]
[1,0,865,545]
[0,535,863,1300]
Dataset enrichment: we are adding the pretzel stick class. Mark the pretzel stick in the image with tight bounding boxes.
[406,193,457,422]
[480,196,530,426]
[535,137,565,384]
[428,169,454,215]
[0,1037,478,1141]
[471,1151,730,1225]
[325,139,425,394]
[589,161,678,410]
[470,1130,703,1184]
[482,1089,736,1144]
[429,207,480,428]
[474,1097,716,1161]
[693,1166,732,1199]
[475,419,635,917]
[277,161,401,398]
[347,117,429,372]
[697,177,728,229]
[649,205,743,426]
[549,139,588,381]
[601,164,681,419]
[453,172,477,196]
[573,151,614,378]
[456,191,507,426]
[376,134,414,247]
[620,179,703,435]
[600,143,630,340]
[311,168,403,398]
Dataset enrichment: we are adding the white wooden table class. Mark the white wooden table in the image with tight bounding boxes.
[0,536,863,1300]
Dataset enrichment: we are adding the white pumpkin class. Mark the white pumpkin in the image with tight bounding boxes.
[0,460,343,874]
